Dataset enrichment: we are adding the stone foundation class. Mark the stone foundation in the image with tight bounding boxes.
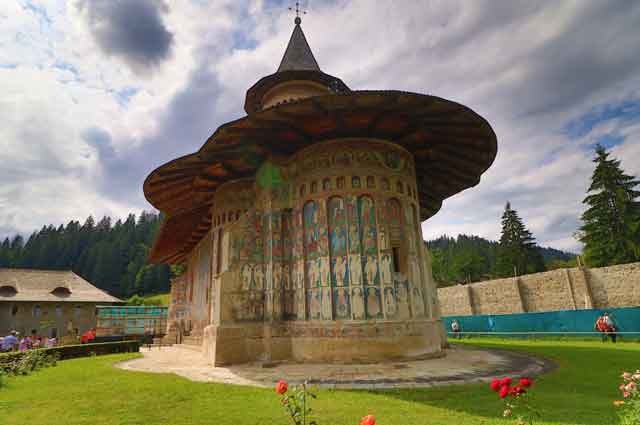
[203,319,445,366]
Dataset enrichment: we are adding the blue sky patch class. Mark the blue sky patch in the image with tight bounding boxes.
[564,98,640,139]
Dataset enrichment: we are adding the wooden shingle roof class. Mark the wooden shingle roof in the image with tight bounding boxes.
[0,269,122,303]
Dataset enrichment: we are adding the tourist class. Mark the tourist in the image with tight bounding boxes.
[19,335,31,351]
[595,312,617,343]
[80,328,96,344]
[29,329,40,348]
[451,320,462,339]
[1,331,19,352]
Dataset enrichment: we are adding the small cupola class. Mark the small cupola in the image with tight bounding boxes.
[244,16,350,114]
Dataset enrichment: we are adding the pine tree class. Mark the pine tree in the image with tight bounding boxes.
[495,202,545,277]
[579,145,640,266]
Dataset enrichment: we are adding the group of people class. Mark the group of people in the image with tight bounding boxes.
[0,330,57,352]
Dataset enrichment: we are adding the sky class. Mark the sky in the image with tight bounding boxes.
[1,0,639,253]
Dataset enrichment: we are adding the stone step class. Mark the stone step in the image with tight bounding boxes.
[177,343,203,352]
[181,335,203,348]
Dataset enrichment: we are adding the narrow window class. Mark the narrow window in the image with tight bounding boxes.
[392,247,400,273]
[216,228,223,274]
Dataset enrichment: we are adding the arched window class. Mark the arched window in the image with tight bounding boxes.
[352,176,361,189]
[310,181,318,193]
[366,176,375,188]
[322,178,331,191]
[381,178,390,190]
[33,305,42,317]
[336,177,345,189]
[396,181,404,194]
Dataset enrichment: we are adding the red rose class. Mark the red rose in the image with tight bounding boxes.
[360,415,376,425]
[275,380,288,395]
[500,377,512,387]
[499,385,510,399]
[510,385,526,396]
[490,379,501,392]
[519,377,533,388]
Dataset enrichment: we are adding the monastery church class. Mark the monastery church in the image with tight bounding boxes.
[144,16,497,365]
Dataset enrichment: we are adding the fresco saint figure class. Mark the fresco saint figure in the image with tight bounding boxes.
[334,256,347,286]
[253,264,264,290]
[366,287,380,318]
[322,287,333,320]
[241,264,253,290]
[349,255,362,286]
[351,287,365,320]
[384,286,397,317]
[364,256,378,285]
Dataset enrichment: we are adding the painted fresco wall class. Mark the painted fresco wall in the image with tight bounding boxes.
[215,139,437,325]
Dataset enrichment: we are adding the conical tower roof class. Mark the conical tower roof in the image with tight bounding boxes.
[277,20,320,72]
[244,18,349,114]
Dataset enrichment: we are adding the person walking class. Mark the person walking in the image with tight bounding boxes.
[595,312,617,343]
[451,320,462,339]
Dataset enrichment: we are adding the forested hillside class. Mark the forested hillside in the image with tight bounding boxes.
[0,212,171,298]
[0,211,578,295]
[427,234,576,286]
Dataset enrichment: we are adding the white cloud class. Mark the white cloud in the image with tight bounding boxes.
[1,0,640,255]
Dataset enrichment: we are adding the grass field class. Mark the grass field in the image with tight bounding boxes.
[0,339,635,425]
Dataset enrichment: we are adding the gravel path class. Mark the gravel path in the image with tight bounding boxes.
[116,345,555,389]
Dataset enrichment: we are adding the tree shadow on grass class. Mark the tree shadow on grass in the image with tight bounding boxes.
[347,343,639,425]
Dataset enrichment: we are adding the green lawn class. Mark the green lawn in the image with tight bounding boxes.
[0,339,635,425]
[143,292,170,306]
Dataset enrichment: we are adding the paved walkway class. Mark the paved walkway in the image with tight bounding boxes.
[116,345,555,389]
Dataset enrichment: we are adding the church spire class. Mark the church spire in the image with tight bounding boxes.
[277,17,320,72]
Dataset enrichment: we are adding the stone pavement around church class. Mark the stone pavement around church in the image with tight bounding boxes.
[116,345,554,389]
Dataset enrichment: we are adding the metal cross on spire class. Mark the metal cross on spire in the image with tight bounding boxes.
[289,1,306,25]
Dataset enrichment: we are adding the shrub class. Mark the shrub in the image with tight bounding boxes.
[0,341,139,374]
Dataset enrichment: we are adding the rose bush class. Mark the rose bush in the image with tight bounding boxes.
[275,379,375,425]
[360,414,376,425]
[490,376,539,425]
[614,369,640,425]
